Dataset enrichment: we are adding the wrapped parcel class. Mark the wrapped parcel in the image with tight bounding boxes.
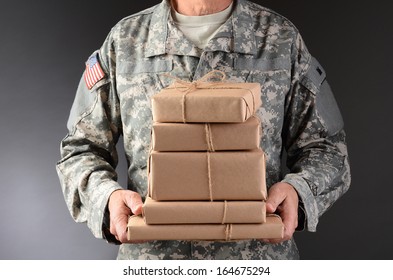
[143,197,266,224]
[148,150,267,201]
[127,215,283,241]
[151,116,261,152]
[151,82,261,123]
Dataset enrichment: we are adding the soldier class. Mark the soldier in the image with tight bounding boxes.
[57,0,351,259]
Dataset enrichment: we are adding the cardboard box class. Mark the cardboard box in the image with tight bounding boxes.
[127,215,283,241]
[148,150,267,201]
[151,82,261,123]
[151,116,261,152]
[143,197,266,224]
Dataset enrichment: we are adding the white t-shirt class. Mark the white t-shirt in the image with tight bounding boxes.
[171,2,233,49]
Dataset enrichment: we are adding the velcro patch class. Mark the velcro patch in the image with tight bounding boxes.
[316,78,344,135]
[308,57,326,87]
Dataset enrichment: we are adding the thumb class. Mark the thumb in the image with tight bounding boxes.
[124,191,143,216]
[266,200,278,214]
[266,185,286,214]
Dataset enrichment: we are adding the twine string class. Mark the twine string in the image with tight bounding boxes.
[169,70,227,92]
[161,70,258,122]
[207,152,213,202]
[222,200,228,224]
[162,70,227,123]
[225,224,233,241]
[204,123,215,152]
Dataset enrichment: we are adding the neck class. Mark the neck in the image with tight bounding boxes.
[171,0,233,16]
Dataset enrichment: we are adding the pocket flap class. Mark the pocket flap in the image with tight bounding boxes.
[234,56,290,71]
[118,58,173,74]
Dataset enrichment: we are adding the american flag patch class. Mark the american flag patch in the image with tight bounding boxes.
[84,53,105,90]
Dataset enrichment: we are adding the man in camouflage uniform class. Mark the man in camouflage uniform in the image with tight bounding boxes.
[57,0,351,259]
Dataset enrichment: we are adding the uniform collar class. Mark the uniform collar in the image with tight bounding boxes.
[229,0,258,55]
[144,0,171,57]
[144,0,257,57]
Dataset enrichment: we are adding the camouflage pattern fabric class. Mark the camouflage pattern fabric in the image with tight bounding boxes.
[56,0,351,259]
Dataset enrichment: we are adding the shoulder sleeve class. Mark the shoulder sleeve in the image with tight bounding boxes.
[300,57,344,136]
[56,30,123,240]
[66,51,110,135]
[281,33,351,232]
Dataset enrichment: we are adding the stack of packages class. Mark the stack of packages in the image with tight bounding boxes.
[127,73,284,241]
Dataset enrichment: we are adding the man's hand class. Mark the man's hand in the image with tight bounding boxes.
[263,182,299,244]
[108,189,144,244]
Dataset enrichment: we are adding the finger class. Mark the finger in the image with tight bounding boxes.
[281,211,298,240]
[281,194,298,232]
[264,238,285,244]
[125,191,143,215]
[131,203,143,216]
[118,216,147,244]
[118,229,128,243]
[119,227,148,244]
[266,187,286,213]
[260,238,285,244]
[112,214,129,243]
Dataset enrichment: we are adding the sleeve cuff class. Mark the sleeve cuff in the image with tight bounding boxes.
[296,200,306,231]
[282,174,319,232]
[102,200,122,245]
[86,180,123,240]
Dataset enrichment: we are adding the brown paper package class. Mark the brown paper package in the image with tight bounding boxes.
[143,197,266,224]
[127,215,283,241]
[151,116,261,152]
[151,83,261,123]
[148,150,267,201]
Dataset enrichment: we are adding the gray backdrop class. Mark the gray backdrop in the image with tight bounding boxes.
[1,0,392,259]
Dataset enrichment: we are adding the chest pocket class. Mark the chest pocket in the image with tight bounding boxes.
[117,57,173,95]
[233,56,292,140]
[234,56,291,83]
[233,55,292,108]
[117,57,173,170]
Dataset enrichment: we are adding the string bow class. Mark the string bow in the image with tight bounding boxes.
[168,70,227,93]
[162,70,227,123]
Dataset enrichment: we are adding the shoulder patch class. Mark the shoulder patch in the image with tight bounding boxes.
[316,80,344,136]
[84,53,105,90]
[300,57,327,94]
[308,57,326,87]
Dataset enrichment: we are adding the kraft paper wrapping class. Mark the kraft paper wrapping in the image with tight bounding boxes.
[127,215,284,241]
[148,150,267,201]
[151,82,261,123]
[151,116,261,152]
[143,197,266,224]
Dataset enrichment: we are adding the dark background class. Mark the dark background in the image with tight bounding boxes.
[0,0,392,260]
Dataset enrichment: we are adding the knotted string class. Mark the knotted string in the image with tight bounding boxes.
[165,70,227,92]
[162,70,227,123]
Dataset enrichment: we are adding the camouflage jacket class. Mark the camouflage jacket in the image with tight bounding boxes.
[56,0,351,259]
